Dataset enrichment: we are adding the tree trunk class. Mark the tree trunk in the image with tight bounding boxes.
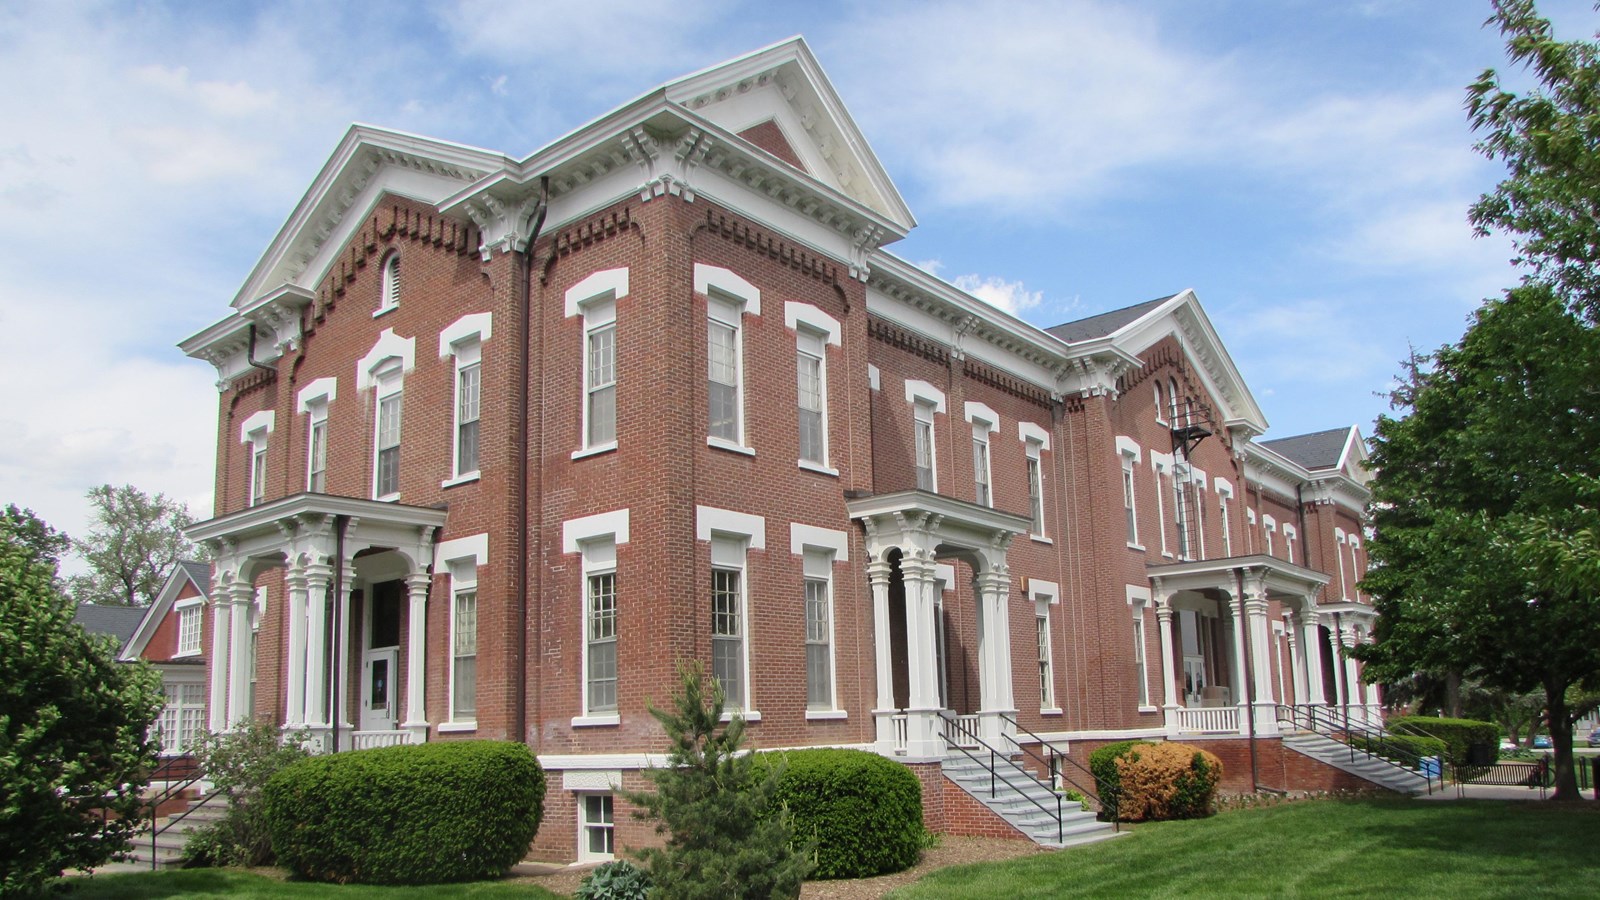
[1545,681,1579,801]
[1445,670,1463,718]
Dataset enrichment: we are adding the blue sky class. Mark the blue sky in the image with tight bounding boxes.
[0,0,1591,562]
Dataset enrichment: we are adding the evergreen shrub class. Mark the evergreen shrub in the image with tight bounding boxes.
[1389,716,1499,765]
[1349,733,1447,766]
[756,748,923,879]
[263,740,543,885]
[1114,742,1222,821]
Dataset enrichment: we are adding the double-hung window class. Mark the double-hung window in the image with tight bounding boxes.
[1284,525,1297,565]
[238,410,274,509]
[707,295,743,444]
[965,403,997,507]
[374,374,403,499]
[250,436,268,506]
[586,305,617,448]
[796,328,827,466]
[1263,516,1277,557]
[1217,487,1233,556]
[803,549,834,711]
[1027,446,1045,533]
[307,414,328,492]
[1173,473,1190,560]
[176,602,202,656]
[1037,608,1054,710]
[914,403,937,491]
[711,549,746,709]
[1122,453,1139,545]
[584,538,619,716]
[1132,605,1150,708]
[581,794,615,861]
[453,342,481,478]
[437,536,487,728]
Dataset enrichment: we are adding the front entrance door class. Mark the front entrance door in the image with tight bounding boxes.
[360,579,402,732]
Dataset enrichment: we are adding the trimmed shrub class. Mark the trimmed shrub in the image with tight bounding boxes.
[1115,743,1222,822]
[576,859,652,900]
[263,740,543,885]
[1349,733,1446,766]
[1389,716,1498,766]
[183,721,311,868]
[755,748,923,879]
[1088,740,1154,819]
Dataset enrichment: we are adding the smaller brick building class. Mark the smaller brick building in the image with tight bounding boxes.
[180,38,1381,859]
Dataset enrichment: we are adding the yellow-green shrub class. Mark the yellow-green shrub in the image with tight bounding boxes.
[1114,742,1221,821]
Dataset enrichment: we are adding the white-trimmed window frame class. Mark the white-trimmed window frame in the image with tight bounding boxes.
[1118,437,1142,549]
[357,330,415,502]
[372,363,404,501]
[786,302,840,475]
[1127,586,1154,712]
[1154,380,1167,426]
[1347,534,1363,599]
[175,598,203,657]
[436,533,487,731]
[578,792,616,863]
[1033,579,1061,714]
[792,523,848,720]
[582,539,619,719]
[565,270,627,459]
[564,510,631,727]
[1263,515,1277,558]
[696,265,760,455]
[439,314,491,486]
[297,378,336,494]
[1247,508,1258,555]
[1151,452,1173,557]
[238,410,274,509]
[697,505,764,719]
[965,402,998,508]
[1216,481,1234,557]
[1283,524,1297,565]
[1020,422,1051,541]
[907,380,946,493]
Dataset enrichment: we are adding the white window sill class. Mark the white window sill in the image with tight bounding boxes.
[719,710,762,723]
[1030,534,1053,545]
[805,709,848,721]
[1137,705,1159,714]
[707,436,755,456]
[372,304,398,320]
[375,492,400,503]
[1160,551,1174,559]
[1126,542,1145,552]
[172,649,201,659]
[572,714,621,728]
[798,460,839,477]
[1040,708,1063,716]
[440,472,480,489]
[572,442,617,461]
[438,721,478,733]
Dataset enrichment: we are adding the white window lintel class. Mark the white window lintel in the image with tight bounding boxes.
[296,377,338,413]
[563,509,632,554]
[356,329,416,391]
[697,505,766,549]
[1018,421,1051,451]
[564,268,630,318]
[964,401,1000,431]
[1115,435,1142,462]
[783,301,840,345]
[439,312,493,358]
[694,264,761,316]
[238,410,275,443]
[789,523,849,560]
[904,379,946,414]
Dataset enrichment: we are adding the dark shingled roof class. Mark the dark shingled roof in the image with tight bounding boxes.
[1045,295,1176,344]
[72,603,145,648]
[1259,427,1353,471]
[178,559,212,596]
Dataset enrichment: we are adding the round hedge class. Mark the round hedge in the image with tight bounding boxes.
[263,740,544,885]
[1389,716,1498,766]
[1088,739,1153,818]
[756,748,923,879]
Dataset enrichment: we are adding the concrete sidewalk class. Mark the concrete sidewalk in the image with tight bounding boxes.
[1415,782,1591,801]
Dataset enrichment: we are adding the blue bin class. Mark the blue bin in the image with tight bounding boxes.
[1420,756,1441,778]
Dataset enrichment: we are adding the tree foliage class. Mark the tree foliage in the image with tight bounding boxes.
[68,483,196,607]
[625,661,810,899]
[1469,0,1600,316]
[0,504,70,573]
[183,721,311,868]
[0,521,163,894]
[1357,285,1600,799]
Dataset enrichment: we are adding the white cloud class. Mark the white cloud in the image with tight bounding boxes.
[952,273,1044,316]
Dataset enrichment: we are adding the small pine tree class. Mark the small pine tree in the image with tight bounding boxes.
[625,661,810,900]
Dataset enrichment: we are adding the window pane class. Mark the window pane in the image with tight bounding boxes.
[1028,457,1044,532]
[377,392,402,496]
[709,382,738,441]
[708,320,739,441]
[308,420,327,492]
[588,385,616,446]
[805,578,830,708]
[973,436,990,505]
[454,591,477,716]
[587,572,617,712]
[799,408,824,463]
[711,567,742,707]
[914,416,934,490]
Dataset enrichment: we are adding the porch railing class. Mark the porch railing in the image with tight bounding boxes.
[143,755,220,870]
[1174,706,1240,734]
[891,715,908,755]
[351,730,419,751]
[941,714,981,749]
[940,712,1079,844]
[998,712,1118,828]
[1277,703,1441,795]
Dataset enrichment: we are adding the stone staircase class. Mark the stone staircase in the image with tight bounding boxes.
[1282,731,1435,795]
[126,792,227,869]
[941,754,1122,849]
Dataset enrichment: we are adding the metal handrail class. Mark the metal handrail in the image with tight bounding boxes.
[144,755,216,869]
[1277,704,1441,795]
[997,712,1118,826]
[940,713,1071,844]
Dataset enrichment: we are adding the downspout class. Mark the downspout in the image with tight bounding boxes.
[514,178,550,746]
[331,514,347,753]
[245,323,276,375]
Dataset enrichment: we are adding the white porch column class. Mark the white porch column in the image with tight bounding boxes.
[1242,575,1277,735]
[1225,594,1249,735]
[1298,604,1327,707]
[284,566,309,728]
[867,557,897,753]
[1326,622,1348,711]
[303,561,332,740]
[226,577,254,728]
[1284,615,1306,707]
[401,571,431,736]
[1153,585,1179,732]
[975,568,1017,745]
[334,562,356,736]
[899,551,943,758]
[1340,624,1364,725]
[207,590,232,732]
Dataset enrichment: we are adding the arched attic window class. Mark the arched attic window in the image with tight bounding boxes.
[377,254,401,317]
[1168,377,1181,424]
[1154,381,1166,425]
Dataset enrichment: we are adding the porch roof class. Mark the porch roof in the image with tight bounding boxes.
[188,493,448,546]
[1147,553,1330,602]
[846,489,1032,557]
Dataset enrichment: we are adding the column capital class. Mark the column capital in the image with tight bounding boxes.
[1154,602,1175,623]
[866,557,894,584]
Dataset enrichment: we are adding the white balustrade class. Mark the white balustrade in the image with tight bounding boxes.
[1174,706,1240,734]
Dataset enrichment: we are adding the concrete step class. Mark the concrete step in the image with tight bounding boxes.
[1283,734,1433,795]
[941,757,1120,849]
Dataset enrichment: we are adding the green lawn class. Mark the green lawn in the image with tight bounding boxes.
[893,798,1600,899]
[58,869,565,899]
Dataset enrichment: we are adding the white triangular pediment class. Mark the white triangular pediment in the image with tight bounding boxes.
[661,37,914,231]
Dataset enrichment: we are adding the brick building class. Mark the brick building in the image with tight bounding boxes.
[181,39,1380,858]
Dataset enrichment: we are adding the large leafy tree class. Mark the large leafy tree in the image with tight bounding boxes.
[1469,0,1600,317]
[68,483,196,607]
[625,662,809,899]
[1357,286,1600,799]
[0,516,164,892]
[0,504,71,573]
